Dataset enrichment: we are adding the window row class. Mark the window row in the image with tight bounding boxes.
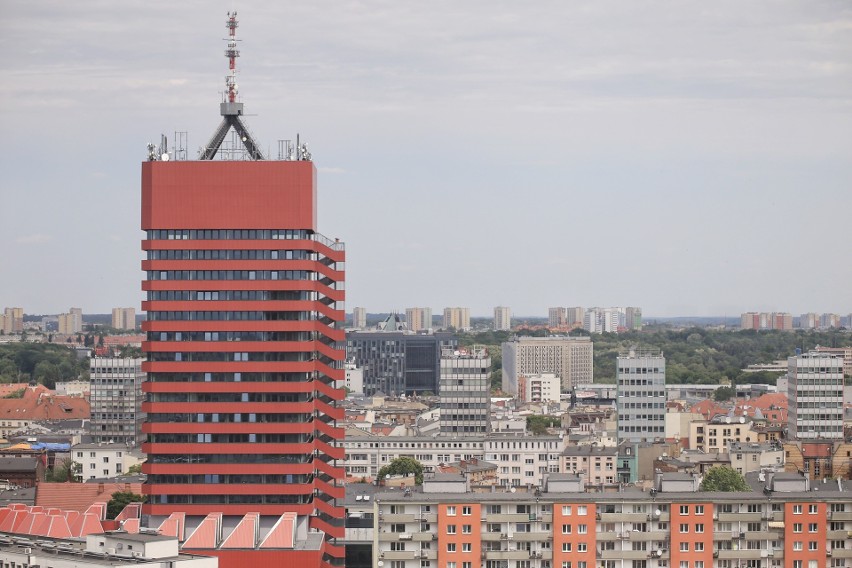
[146,311,321,321]
[147,290,317,301]
[147,229,312,241]
[148,270,316,281]
[148,249,312,260]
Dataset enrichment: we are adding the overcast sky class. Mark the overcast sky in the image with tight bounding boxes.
[2,1,851,318]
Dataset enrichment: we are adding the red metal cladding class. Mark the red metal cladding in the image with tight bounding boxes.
[141,159,344,545]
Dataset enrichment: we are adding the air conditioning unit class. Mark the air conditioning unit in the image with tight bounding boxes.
[23,548,32,554]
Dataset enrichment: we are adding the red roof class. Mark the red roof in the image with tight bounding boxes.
[36,482,142,512]
[0,385,89,421]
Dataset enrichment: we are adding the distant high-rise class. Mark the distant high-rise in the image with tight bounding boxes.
[624,307,642,331]
[111,307,136,330]
[69,307,83,333]
[442,307,471,331]
[1,307,23,334]
[548,307,566,328]
[820,313,841,329]
[405,307,433,332]
[502,336,593,393]
[741,311,793,330]
[800,312,819,329]
[583,307,620,333]
[787,351,844,440]
[89,357,145,446]
[439,346,491,435]
[617,350,666,444]
[493,306,511,331]
[352,306,367,329]
[57,312,79,335]
[565,307,585,326]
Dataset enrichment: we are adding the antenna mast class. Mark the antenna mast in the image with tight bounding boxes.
[199,12,264,161]
[225,11,239,103]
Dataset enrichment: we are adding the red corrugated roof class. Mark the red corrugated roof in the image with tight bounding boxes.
[0,385,89,421]
[35,482,142,512]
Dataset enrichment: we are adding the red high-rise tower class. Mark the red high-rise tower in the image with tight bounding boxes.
[140,13,345,567]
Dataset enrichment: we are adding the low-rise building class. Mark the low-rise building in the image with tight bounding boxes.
[72,442,145,480]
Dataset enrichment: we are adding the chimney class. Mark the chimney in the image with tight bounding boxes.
[98,482,105,494]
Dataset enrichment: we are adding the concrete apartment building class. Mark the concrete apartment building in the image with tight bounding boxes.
[373,472,852,568]
[548,307,566,328]
[89,357,145,446]
[1,307,24,333]
[439,347,491,435]
[740,312,793,331]
[493,306,512,331]
[111,307,136,330]
[502,336,593,394]
[352,306,367,329]
[517,373,561,404]
[688,416,761,454]
[787,351,845,440]
[443,307,471,331]
[406,307,433,332]
[72,442,145,480]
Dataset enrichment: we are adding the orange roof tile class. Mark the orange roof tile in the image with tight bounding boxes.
[0,385,89,421]
[36,482,142,512]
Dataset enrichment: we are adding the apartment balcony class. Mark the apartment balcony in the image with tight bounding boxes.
[512,532,550,542]
[380,513,416,523]
[596,532,618,541]
[717,512,747,522]
[487,513,538,523]
[378,551,417,561]
[415,513,437,523]
[482,532,503,541]
[833,548,852,559]
[483,550,533,560]
[829,511,852,521]
[622,531,658,542]
[826,529,849,539]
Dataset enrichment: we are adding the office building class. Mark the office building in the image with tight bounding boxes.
[787,351,844,440]
[346,331,457,395]
[616,350,666,444]
[111,307,136,330]
[405,307,433,332]
[89,357,145,447]
[352,306,367,329]
[502,336,593,393]
[141,14,345,565]
[493,306,511,331]
[442,307,470,331]
[439,346,491,435]
[1,307,23,334]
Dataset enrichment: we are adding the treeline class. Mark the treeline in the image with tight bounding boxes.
[0,343,90,389]
[458,328,852,389]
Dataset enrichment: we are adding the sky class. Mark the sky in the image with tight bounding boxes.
[2,1,851,318]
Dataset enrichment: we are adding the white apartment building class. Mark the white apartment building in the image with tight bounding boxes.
[345,361,364,394]
[502,336,593,393]
[583,307,620,333]
[493,306,511,331]
[72,442,145,480]
[518,373,561,404]
[548,307,566,328]
[787,351,845,440]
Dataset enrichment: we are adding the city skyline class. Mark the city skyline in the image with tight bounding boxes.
[3,1,851,317]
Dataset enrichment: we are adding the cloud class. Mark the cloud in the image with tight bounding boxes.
[14,234,52,245]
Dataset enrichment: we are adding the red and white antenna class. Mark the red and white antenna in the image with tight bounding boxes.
[225,11,240,103]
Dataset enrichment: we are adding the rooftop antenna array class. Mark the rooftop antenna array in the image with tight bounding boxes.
[198,11,265,161]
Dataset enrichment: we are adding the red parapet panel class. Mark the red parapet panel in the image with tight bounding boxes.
[144,381,318,394]
[309,516,344,539]
[150,483,313,496]
[141,161,316,230]
[144,463,315,476]
[143,503,315,517]
[143,422,314,435]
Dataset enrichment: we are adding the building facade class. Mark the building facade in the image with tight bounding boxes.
[439,347,491,435]
[140,39,346,565]
[548,307,566,328]
[89,357,146,446]
[616,350,666,444]
[1,307,23,334]
[346,331,457,395]
[787,351,844,440]
[405,307,433,333]
[112,307,137,330]
[352,306,367,330]
[502,336,593,394]
[442,307,471,331]
[493,306,511,331]
[518,373,561,404]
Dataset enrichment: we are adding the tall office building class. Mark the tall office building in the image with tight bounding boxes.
[346,331,457,395]
[616,350,666,444]
[439,346,491,435]
[493,306,511,331]
[787,351,844,440]
[351,306,367,329]
[141,14,345,566]
[405,307,433,332]
[502,336,593,394]
[89,357,145,446]
[112,307,137,330]
[1,308,23,334]
[442,307,470,331]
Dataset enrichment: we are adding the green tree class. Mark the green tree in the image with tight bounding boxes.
[700,466,749,492]
[107,491,147,519]
[378,456,424,485]
[713,386,736,402]
[46,459,81,483]
[126,463,144,475]
[526,415,561,435]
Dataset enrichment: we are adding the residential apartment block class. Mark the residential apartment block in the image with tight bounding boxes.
[352,306,367,329]
[443,307,471,331]
[1,307,23,334]
[740,312,793,331]
[372,472,852,568]
[111,307,136,330]
[502,336,593,394]
[406,307,434,332]
[493,306,512,331]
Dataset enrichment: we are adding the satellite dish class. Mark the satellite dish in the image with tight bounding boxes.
[377,562,384,567]
[161,153,170,161]
[739,416,745,424]
[510,487,516,493]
